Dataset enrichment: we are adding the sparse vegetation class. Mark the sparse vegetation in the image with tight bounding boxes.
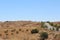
[40,32,48,40]
[11,29,16,32]
[6,34,8,36]
[31,29,39,34]
[44,25,48,28]
[46,21,50,23]
[11,33,14,35]
[26,29,28,31]
[56,27,59,31]
[0,21,60,40]
[19,29,21,31]
[54,24,57,27]
[50,23,53,26]
[41,22,45,28]
[0,34,2,36]
[4,30,8,33]
[53,27,55,30]
[16,31,19,34]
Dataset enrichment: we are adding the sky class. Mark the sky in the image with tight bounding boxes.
[0,0,60,22]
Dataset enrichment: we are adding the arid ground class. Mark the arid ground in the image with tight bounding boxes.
[0,21,60,40]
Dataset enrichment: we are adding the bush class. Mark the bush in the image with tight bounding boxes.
[26,29,28,31]
[41,22,45,28]
[0,34,2,36]
[16,31,19,34]
[40,32,48,40]
[46,21,50,23]
[31,29,39,34]
[19,29,21,31]
[56,27,59,31]
[50,23,53,26]
[4,30,8,33]
[43,25,48,28]
[53,27,55,30]
[11,33,14,35]
[11,29,16,32]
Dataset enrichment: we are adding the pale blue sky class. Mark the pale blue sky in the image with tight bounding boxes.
[0,0,60,21]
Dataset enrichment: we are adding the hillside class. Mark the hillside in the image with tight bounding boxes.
[0,21,60,40]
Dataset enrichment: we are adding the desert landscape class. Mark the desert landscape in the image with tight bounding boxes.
[0,21,60,40]
[0,0,60,40]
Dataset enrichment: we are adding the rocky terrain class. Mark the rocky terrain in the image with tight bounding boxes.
[0,21,60,40]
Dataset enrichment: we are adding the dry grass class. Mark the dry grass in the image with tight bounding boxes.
[0,21,60,40]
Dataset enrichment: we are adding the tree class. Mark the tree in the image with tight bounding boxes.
[40,32,48,40]
[31,29,39,34]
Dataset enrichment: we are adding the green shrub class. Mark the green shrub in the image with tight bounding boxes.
[41,22,48,28]
[0,34,2,36]
[4,30,8,33]
[40,32,48,40]
[53,27,55,31]
[56,27,59,31]
[50,23,53,26]
[41,22,45,28]
[11,29,16,32]
[26,29,28,31]
[16,31,19,34]
[31,29,39,34]
[19,29,21,31]
[6,34,8,36]
[11,33,14,35]
[46,21,50,23]
[43,25,48,28]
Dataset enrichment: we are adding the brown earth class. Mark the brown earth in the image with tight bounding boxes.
[0,21,60,40]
